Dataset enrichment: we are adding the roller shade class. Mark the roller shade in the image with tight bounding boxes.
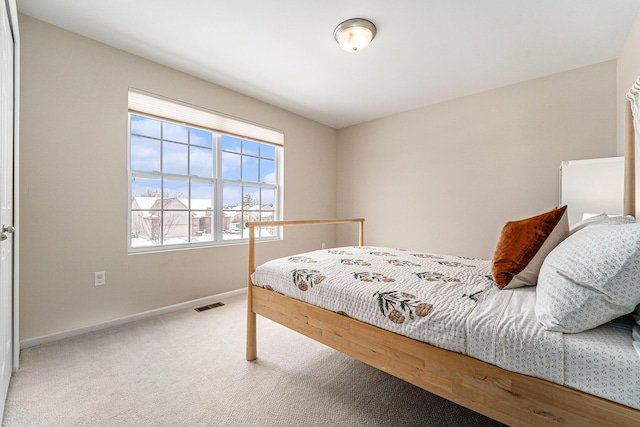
[128,89,284,146]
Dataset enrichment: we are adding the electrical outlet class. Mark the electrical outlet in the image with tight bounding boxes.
[94,271,106,286]
[322,242,326,249]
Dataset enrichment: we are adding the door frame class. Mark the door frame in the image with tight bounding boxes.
[5,0,19,373]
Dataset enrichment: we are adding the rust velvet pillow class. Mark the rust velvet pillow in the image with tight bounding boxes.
[492,206,569,289]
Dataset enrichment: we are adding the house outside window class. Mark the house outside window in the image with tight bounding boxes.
[128,90,282,252]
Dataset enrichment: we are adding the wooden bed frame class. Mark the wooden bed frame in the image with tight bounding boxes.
[245,218,640,426]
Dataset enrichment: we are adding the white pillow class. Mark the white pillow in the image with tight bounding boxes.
[535,223,640,333]
[569,213,636,234]
[569,213,608,234]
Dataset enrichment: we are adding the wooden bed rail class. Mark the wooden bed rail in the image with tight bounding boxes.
[245,218,365,361]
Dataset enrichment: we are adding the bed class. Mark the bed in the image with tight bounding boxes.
[246,218,640,426]
[245,80,640,426]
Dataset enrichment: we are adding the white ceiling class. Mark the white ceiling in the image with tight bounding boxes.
[16,0,640,129]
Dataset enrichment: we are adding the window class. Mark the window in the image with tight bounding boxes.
[128,91,282,251]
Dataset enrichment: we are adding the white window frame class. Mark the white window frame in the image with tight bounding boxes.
[128,90,283,253]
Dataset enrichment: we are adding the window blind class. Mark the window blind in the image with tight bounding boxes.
[128,89,284,146]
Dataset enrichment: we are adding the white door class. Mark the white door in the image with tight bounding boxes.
[0,0,15,420]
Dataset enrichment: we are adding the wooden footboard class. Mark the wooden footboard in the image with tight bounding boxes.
[246,218,364,361]
[245,219,640,427]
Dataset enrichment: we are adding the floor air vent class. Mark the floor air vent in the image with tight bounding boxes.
[194,302,225,312]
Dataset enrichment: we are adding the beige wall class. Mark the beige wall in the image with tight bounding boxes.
[19,15,339,340]
[336,61,618,259]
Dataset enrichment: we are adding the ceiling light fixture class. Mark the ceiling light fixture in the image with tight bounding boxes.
[333,18,377,53]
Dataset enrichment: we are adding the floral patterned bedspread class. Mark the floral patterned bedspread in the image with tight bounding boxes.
[252,246,496,353]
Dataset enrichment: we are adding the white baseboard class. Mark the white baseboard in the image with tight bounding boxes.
[20,288,247,349]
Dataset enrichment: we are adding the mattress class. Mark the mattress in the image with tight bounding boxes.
[563,316,639,409]
[251,246,640,409]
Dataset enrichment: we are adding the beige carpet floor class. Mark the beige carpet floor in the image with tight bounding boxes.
[3,294,504,426]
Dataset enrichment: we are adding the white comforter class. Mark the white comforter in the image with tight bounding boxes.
[251,246,564,383]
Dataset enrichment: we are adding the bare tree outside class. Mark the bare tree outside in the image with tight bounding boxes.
[243,193,255,207]
[132,197,187,244]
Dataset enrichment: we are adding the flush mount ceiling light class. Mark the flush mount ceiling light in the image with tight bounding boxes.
[333,18,377,53]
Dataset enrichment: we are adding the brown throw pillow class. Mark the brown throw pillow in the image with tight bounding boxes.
[492,206,569,289]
